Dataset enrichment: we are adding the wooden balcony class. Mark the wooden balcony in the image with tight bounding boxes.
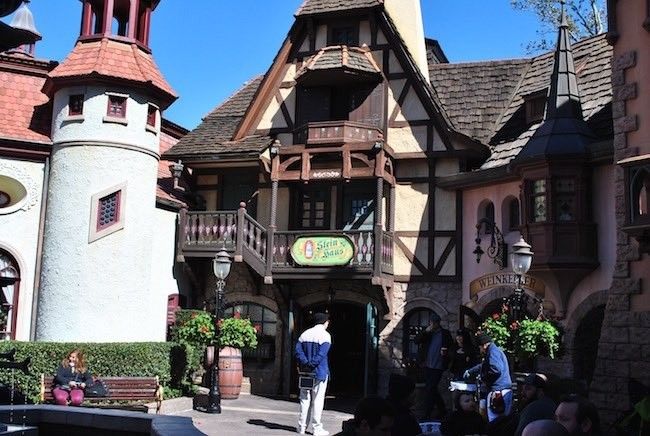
[294,121,383,146]
[177,207,393,284]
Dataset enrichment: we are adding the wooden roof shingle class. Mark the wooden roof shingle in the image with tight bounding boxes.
[295,0,382,16]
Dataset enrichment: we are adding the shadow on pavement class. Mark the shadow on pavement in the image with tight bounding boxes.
[247,419,298,432]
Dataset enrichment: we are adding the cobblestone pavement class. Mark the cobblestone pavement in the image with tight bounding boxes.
[170,394,355,436]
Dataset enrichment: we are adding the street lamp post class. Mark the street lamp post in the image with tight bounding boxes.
[507,237,534,322]
[206,250,232,414]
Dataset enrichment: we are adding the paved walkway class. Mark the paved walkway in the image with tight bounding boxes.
[169,394,355,436]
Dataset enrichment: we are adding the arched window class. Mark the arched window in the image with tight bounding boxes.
[502,197,520,231]
[403,308,433,382]
[0,250,19,340]
[224,302,277,360]
[573,305,605,386]
[477,200,495,234]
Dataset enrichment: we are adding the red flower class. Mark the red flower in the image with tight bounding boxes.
[492,313,500,320]
[234,311,241,319]
[217,319,224,328]
[253,324,261,333]
[510,321,520,330]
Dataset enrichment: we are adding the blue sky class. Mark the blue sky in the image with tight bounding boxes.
[16,1,541,130]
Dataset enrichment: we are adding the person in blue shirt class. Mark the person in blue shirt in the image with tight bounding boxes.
[414,312,454,419]
[295,312,332,436]
[464,332,513,422]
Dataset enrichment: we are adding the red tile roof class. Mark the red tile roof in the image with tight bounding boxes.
[49,38,177,105]
[0,53,53,143]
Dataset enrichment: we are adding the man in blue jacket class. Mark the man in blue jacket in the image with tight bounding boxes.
[464,332,513,422]
[296,312,332,436]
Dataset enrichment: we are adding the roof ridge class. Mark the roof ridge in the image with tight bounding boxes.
[489,59,535,142]
[430,58,531,69]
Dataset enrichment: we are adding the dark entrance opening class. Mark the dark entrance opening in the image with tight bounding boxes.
[573,304,605,386]
[302,302,367,398]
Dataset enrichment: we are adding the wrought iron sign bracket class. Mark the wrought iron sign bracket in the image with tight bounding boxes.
[473,218,507,269]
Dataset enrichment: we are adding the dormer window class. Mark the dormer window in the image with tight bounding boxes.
[329,23,359,46]
[524,90,547,125]
[68,94,84,116]
[555,178,576,221]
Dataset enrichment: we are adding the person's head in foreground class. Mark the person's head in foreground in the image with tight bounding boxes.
[522,419,569,436]
[63,349,86,372]
[521,373,548,405]
[475,331,492,354]
[353,397,395,436]
[555,394,600,435]
[387,373,416,408]
[454,391,477,413]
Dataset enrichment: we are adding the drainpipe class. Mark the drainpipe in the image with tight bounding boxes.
[30,156,49,341]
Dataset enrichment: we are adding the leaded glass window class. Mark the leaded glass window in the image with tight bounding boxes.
[532,180,547,222]
[556,178,576,221]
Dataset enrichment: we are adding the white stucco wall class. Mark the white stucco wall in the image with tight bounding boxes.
[37,86,165,342]
[383,0,429,80]
[51,86,159,155]
[149,207,182,334]
[0,158,45,340]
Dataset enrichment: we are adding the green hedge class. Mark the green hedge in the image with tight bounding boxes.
[0,342,191,404]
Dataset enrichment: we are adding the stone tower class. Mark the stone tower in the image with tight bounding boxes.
[37,0,177,341]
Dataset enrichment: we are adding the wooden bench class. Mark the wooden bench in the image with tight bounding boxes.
[40,375,163,413]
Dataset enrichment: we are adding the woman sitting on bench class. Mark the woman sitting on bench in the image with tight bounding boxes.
[52,349,92,406]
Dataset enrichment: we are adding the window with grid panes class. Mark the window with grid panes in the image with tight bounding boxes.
[68,94,84,116]
[96,190,121,231]
[330,25,358,46]
[107,95,127,118]
[555,178,576,221]
[403,308,433,383]
[299,188,329,229]
[224,303,277,337]
[532,180,547,222]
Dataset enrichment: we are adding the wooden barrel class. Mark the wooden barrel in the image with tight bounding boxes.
[218,346,243,399]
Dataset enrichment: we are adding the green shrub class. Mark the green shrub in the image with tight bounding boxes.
[0,342,190,404]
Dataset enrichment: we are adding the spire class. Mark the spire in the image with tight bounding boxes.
[546,0,582,120]
[10,1,40,38]
[512,0,595,164]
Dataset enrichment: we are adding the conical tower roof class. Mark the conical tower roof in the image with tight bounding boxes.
[514,1,595,164]
[10,0,39,38]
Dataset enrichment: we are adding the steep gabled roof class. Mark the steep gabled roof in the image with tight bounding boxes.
[296,0,382,16]
[163,77,268,159]
[430,34,612,170]
[430,59,530,145]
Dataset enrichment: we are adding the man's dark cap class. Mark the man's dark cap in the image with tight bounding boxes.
[388,373,415,400]
[312,313,329,325]
[523,373,547,388]
[476,331,492,345]
[430,312,441,322]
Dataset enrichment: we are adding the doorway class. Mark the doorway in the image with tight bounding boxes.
[301,302,373,398]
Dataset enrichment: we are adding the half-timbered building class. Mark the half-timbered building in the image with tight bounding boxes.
[165,0,617,398]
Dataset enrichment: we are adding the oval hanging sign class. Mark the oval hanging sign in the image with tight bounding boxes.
[290,235,355,266]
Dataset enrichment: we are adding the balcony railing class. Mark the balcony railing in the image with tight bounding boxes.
[294,121,383,146]
[178,207,393,282]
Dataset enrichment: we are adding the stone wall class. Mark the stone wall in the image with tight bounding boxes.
[377,281,462,396]
[591,48,650,426]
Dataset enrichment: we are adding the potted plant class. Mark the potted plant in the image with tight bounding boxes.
[479,309,560,371]
[208,313,258,399]
[171,311,215,387]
